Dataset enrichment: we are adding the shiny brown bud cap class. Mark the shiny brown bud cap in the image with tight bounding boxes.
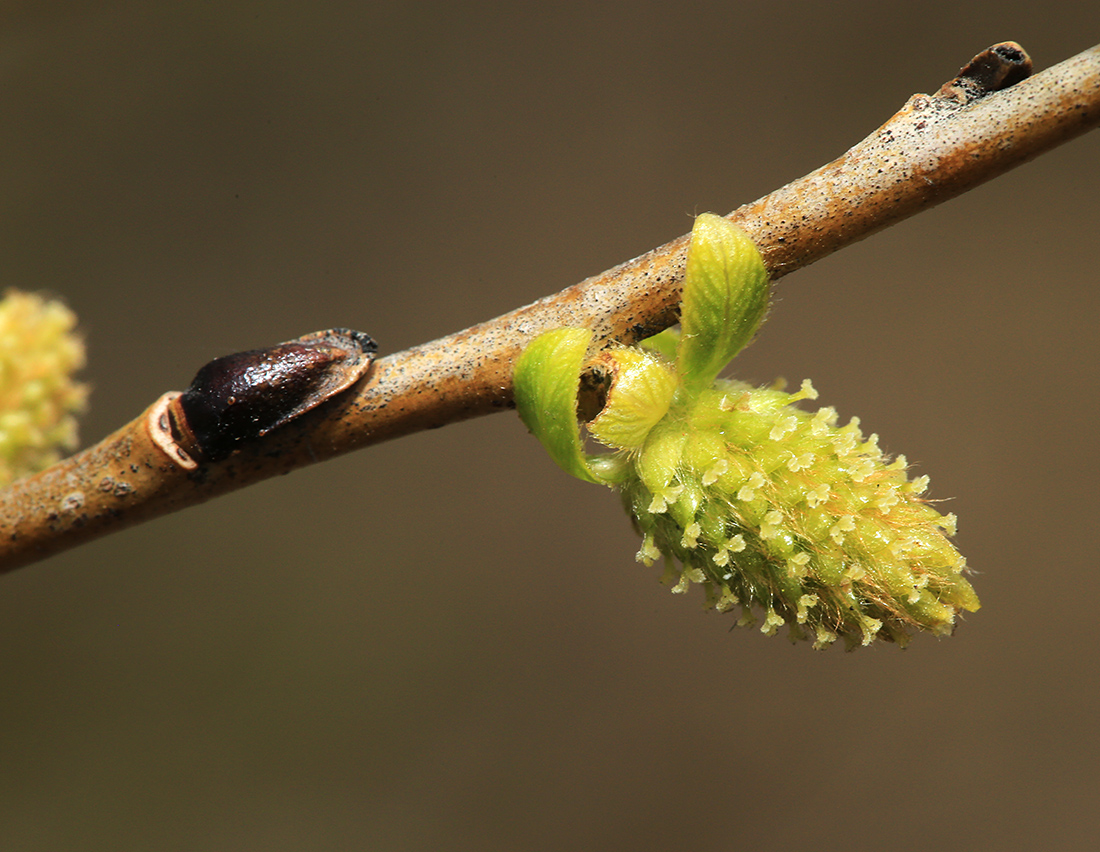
[171,328,375,463]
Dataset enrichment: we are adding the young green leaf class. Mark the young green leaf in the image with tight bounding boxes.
[513,327,605,484]
[638,327,680,362]
[587,347,677,451]
[676,213,769,392]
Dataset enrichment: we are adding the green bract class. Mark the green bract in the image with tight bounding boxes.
[514,213,978,649]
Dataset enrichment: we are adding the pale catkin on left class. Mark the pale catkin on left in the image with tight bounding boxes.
[0,290,88,485]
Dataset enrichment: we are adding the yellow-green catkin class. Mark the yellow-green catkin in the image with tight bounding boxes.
[617,371,978,649]
[0,290,88,485]
[514,213,978,649]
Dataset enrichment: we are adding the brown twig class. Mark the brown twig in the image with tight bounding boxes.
[2,42,1098,573]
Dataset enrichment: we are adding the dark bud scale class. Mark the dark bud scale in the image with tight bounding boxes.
[171,328,376,462]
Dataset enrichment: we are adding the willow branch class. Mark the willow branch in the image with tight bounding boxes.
[2,42,1097,573]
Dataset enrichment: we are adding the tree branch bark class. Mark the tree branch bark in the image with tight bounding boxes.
[2,42,1097,573]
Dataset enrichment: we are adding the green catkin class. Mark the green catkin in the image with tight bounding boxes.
[514,213,978,649]
[618,369,976,649]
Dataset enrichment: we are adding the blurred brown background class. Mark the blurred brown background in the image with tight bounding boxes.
[2,3,1098,850]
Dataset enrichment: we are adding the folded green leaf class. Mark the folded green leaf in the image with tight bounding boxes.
[588,347,677,451]
[513,327,605,484]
